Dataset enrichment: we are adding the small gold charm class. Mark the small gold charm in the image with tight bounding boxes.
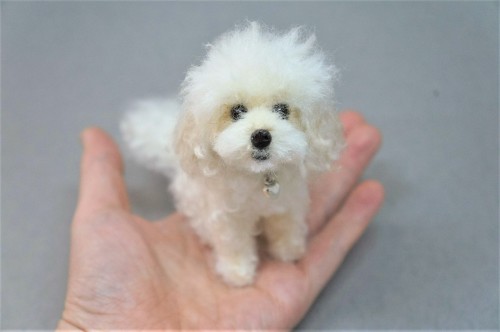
[263,172,280,198]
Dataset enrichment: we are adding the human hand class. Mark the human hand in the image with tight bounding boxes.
[57,111,383,330]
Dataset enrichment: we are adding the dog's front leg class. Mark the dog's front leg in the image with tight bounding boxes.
[210,215,259,287]
[264,212,308,262]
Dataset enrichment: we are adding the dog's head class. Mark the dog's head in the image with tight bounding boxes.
[175,22,343,177]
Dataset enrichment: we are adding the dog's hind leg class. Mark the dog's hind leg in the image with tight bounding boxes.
[264,212,308,262]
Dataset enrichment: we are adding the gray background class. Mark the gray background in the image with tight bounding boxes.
[2,1,498,329]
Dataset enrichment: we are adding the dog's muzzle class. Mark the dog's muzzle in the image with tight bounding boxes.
[251,129,271,161]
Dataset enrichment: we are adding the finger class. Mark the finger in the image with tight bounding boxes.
[308,123,382,234]
[340,110,365,136]
[75,127,130,218]
[301,180,384,300]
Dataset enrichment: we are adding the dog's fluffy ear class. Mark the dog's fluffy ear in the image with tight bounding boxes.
[302,104,345,174]
[174,108,220,177]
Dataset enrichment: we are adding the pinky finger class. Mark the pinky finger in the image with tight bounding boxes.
[300,180,384,301]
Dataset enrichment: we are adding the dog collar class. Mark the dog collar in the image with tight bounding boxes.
[263,172,280,198]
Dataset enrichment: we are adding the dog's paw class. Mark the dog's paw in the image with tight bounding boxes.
[215,255,257,287]
[268,236,306,262]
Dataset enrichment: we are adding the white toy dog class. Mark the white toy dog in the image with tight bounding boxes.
[121,22,344,286]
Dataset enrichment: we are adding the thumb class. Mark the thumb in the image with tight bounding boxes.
[75,127,130,220]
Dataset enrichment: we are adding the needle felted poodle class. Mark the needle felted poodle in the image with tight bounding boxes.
[121,22,344,286]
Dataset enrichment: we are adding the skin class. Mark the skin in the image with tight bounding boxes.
[57,111,384,330]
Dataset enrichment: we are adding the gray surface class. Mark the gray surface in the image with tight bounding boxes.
[2,2,498,329]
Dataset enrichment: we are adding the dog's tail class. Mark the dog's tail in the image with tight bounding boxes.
[120,98,180,177]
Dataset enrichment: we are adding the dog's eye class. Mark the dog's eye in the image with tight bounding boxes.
[272,103,289,119]
[230,104,247,120]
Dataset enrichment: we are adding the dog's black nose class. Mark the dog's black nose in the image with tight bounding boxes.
[251,129,272,149]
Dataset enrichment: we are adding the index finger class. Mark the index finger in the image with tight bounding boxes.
[308,120,382,234]
[75,127,130,219]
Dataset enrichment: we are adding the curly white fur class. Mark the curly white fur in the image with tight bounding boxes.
[121,22,344,286]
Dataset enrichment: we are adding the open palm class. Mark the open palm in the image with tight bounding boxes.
[58,111,383,330]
